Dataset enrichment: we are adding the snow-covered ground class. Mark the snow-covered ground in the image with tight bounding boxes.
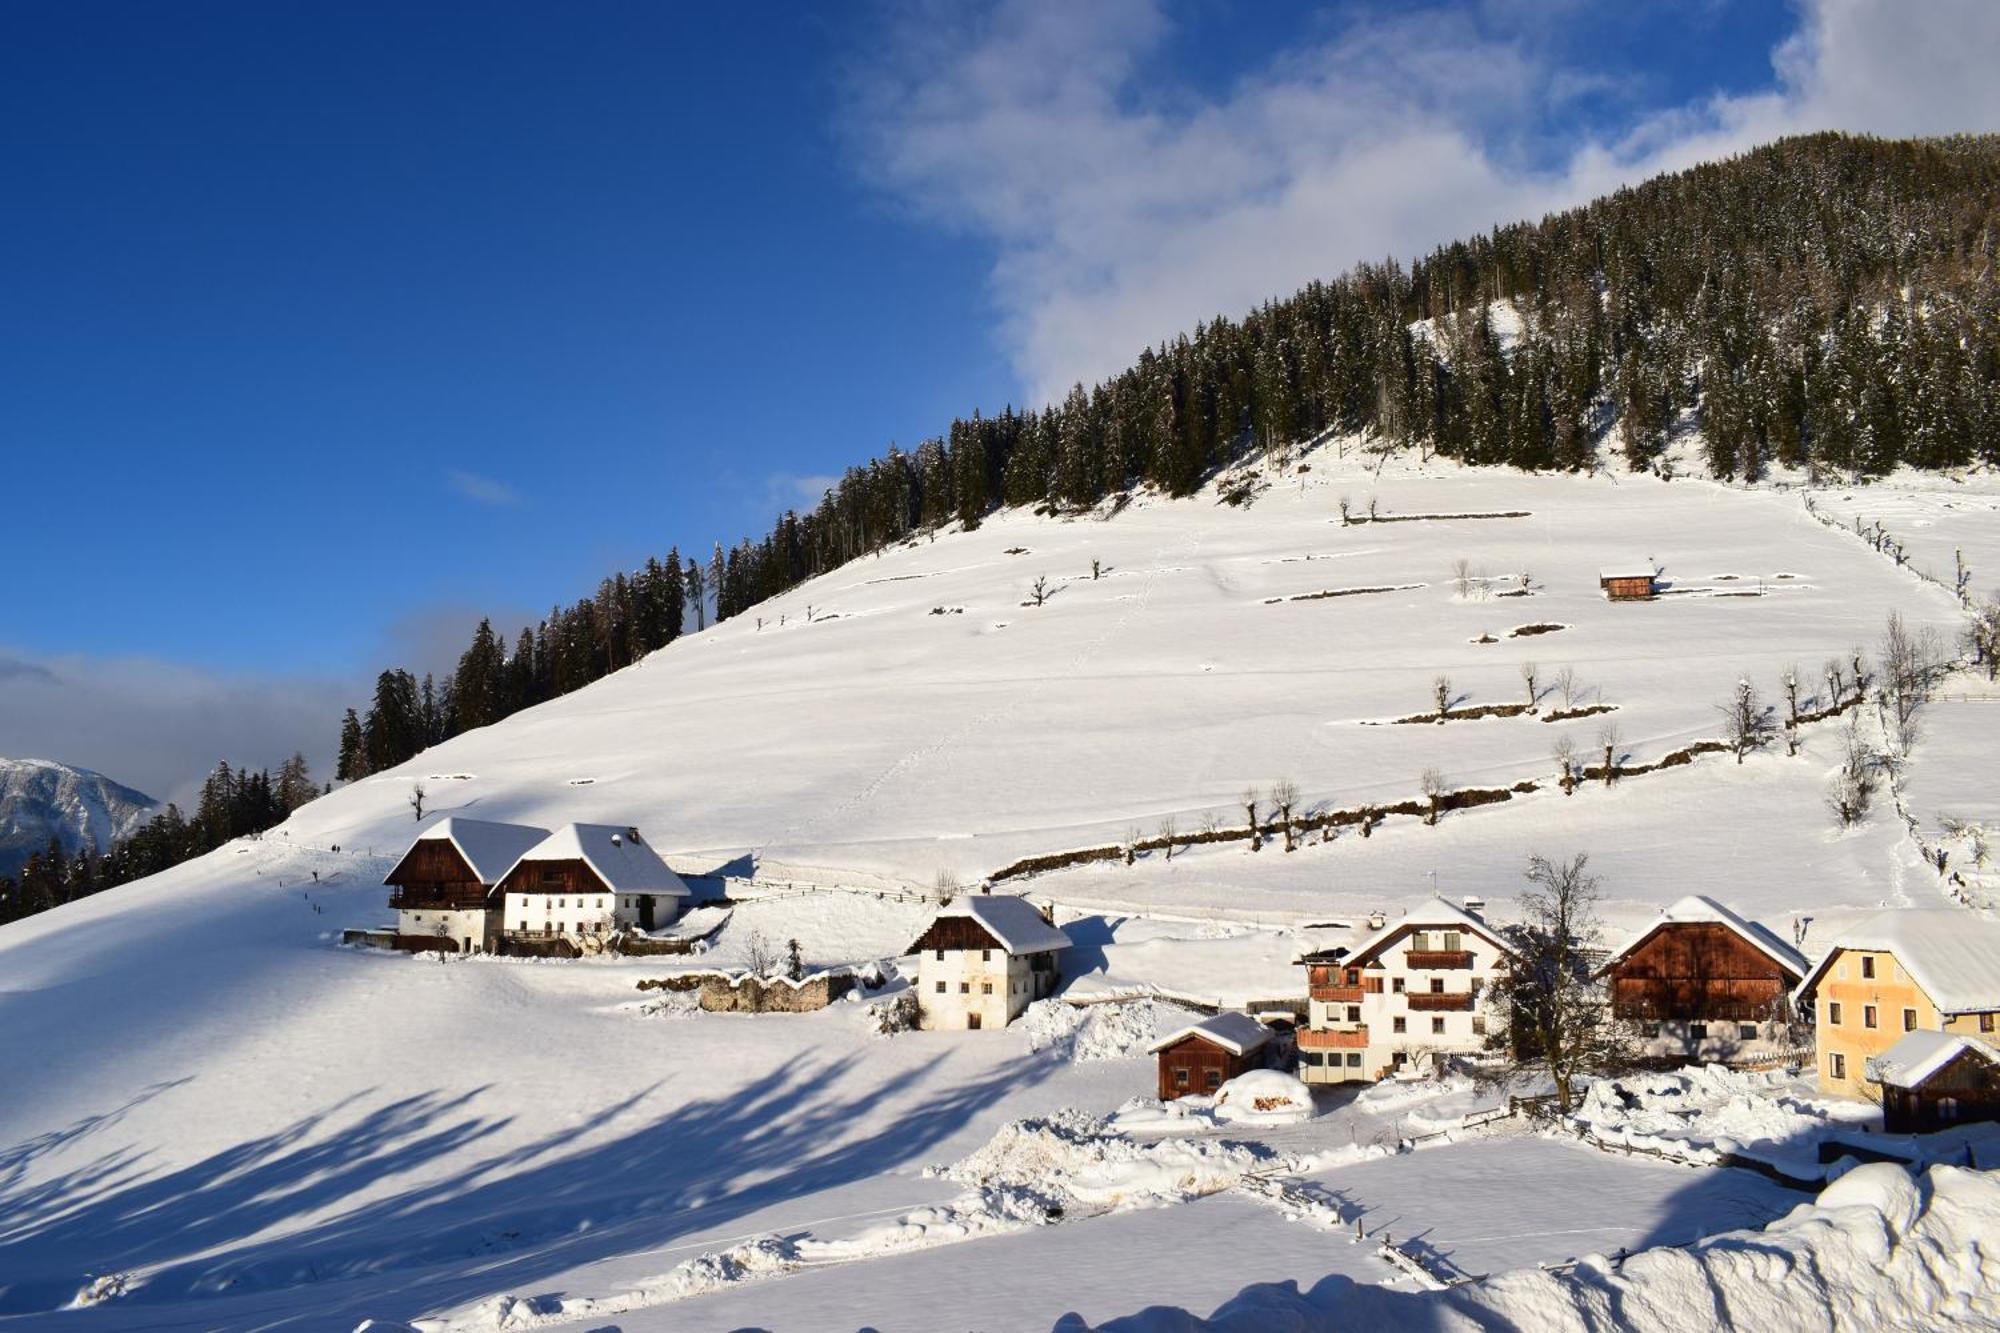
[2,447,1993,1330]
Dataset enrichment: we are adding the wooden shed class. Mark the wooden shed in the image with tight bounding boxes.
[1150,1012,1273,1100]
[1870,1031,2000,1134]
[1599,565,1658,600]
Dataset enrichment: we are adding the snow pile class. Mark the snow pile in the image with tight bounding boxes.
[938,1109,1280,1208]
[1212,1070,1315,1126]
[1023,998,1200,1061]
[1351,1069,1476,1117]
[1061,1163,2000,1332]
[1572,1065,1872,1172]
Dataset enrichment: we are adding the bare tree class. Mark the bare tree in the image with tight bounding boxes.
[1198,810,1222,837]
[1878,612,1939,755]
[1338,495,1352,525]
[1520,660,1539,711]
[1124,824,1144,866]
[1091,557,1103,580]
[1597,720,1622,785]
[1420,767,1447,825]
[1782,666,1802,756]
[1554,666,1579,711]
[1270,779,1300,852]
[743,929,775,977]
[1824,657,1847,711]
[1719,676,1774,764]
[1028,575,1051,607]
[1965,596,2000,682]
[1432,674,1452,721]
[1452,558,1474,599]
[1157,814,1179,861]
[1517,569,1533,593]
[1552,735,1578,795]
[1955,549,1972,601]
[1242,786,1262,851]
[1483,853,1632,1113]
[933,868,962,899]
[1825,715,1878,828]
[409,782,427,821]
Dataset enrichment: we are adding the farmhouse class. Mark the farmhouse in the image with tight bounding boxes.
[1868,1030,2000,1134]
[494,822,690,945]
[383,817,549,953]
[1598,895,1807,1065]
[1796,909,2000,1100]
[908,894,1068,1030]
[1598,564,1658,600]
[1297,897,1513,1085]
[1151,1012,1273,1100]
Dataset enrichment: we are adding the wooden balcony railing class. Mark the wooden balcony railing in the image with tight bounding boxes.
[1310,984,1367,1003]
[389,891,491,911]
[1298,1026,1369,1049]
[1406,991,1475,1012]
[1405,949,1475,970]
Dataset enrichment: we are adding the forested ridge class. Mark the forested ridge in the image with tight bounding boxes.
[330,133,2000,782]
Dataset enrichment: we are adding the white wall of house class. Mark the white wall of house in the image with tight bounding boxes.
[396,907,492,952]
[915,947,1040,1030]
[613,892,683,932]
[1300,922,1511,1084]
[501,890,619,938]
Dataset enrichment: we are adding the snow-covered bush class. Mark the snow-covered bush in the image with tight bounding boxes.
[1212,1070,1314,1125]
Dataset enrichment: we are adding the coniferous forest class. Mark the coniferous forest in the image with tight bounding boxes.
[330,134,2000,781]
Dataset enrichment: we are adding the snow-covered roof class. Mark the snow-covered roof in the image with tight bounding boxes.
[500,823,690,897]
[926,894,1070,955]
[1599,895,1807,980]
[1149,1011,1273,1057]
[1346,896,1512,966]
[1797,910,2000,1015]
[1867,1029,2000,1090]
[1599,565,1657,583]
[386,816,550,886]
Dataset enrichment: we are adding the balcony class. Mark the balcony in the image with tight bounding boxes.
[1298,1026,1369,1050]
[389,890,490,911]
[1405,949,1474,970]
[1310,984,1367,1003]
[1407,991,1475,1012]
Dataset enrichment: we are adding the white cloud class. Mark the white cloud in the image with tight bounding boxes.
[766,472,840,510]
[446,469,523,507]
[849,0,2000,406]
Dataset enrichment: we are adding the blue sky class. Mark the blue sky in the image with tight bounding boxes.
[6,0,1997,801]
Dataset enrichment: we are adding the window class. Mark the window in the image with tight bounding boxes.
[1393,1017,1406,1033]
[1690,1023,1708,1041]
[1940,1097,1962,1122]
[1174,1068,1190,1088]
[1411,931,1430,951]
[1861,956,1876,979]
[982,983,993,995]
[959,982,969,994]
[1739,1024,1758,1040]
[934,948,944,961]
[1346,1005,1361,1022]
[1829,1052,1847,1080]
[1442,931,1461,951]
[935,981,946,994]
[1904,1009,1918,1032]
[1984,1013,1997,1034]
[1432,1017,1446,1035]
[1346,1052,1363,1067]
[1345,968,1360,985]
[1864,1005,1878,1030]
[1204,1069,1222,1091]
[1429,978,1444,994]
[1392,978,1405,994]
[1643,1021,1661,1038]
[981,949,991,961]
[1828,1001,1843,1026]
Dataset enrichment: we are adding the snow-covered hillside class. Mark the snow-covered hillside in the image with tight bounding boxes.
[0,757,157,876]
[2,445,1994,1331]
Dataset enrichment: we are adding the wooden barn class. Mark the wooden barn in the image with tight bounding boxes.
[495,823,691,945]
[1597,895,1807,1064]
[1869,1031,2000,1134]
[1150,1012,1273,1100]
[382,817,549,953]
[1598,564,1659,600]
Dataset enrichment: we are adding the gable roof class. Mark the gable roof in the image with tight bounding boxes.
[500,823,689,897]
[1599,895,1807,980]
[1346,896,1512,967]
[1796,909,2000,1015]
[1149,1011,1272,1057]
[1599,565,1657,583]
[1867,1029,2000,1090]
[384,817,550,887]
[918,895,1070,956]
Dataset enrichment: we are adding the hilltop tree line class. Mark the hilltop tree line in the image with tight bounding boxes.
[0,755,317,925]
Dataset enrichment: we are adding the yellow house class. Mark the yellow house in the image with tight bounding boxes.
[1796,909,2000,1100]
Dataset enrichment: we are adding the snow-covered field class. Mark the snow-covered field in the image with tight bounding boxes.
[3,448,1995,1330]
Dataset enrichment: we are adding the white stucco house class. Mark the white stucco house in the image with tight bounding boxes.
[1297,897,1514,1084]
[383,816,550,952]
[493,823,690,944]
[908,895,1070,1030]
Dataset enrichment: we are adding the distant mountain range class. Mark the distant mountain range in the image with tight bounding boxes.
[0,757,159,877]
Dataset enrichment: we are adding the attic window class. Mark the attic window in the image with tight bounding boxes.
[1861,956,1876,980]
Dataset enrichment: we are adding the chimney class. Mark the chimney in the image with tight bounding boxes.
[628,827,643,844]
[1462,896,1486,914]
[1367,911,1387,930]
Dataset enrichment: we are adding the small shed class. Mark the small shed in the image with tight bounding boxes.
[1869,1031,2000,1134]
[1150,1012,1273,1100]
[1599,565,1658,600]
